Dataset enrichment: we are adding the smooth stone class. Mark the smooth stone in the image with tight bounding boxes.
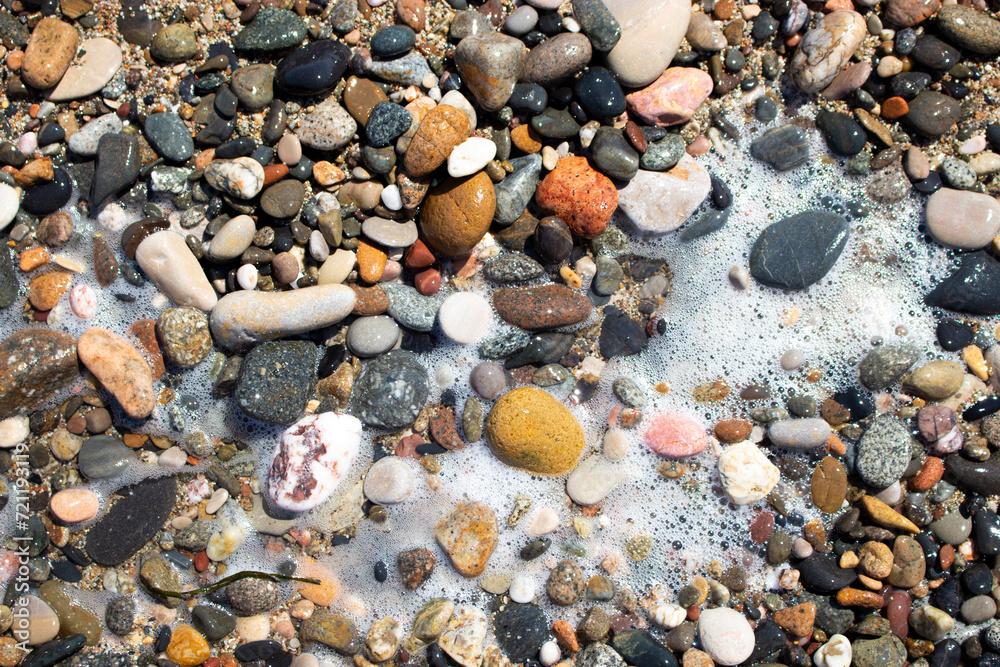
[150,23,196,61]
[85,476,176,565]
[346,315,399,357]
[205,157,265,199]
[77,328,155,419]
[573,0,622,51]
[362,218,418,248]
[493,604,549,663]
[799,554,857,593]
[816,110,867,156]
[0,330,77,419]
[697,608,754,666]
[749,210,850,289]
[22,18,79,89]
[439,292,492,344]
[90,133,141,208]
[260,179,305,218]
[906,91,961,137]
[383,283,441,332]
[0,183,18,233]
[268,411,360,512]
[209,215,256,260]
[486,386,585,474]
[750,124,810,170]
[566,455,626,505]
[937,4,1000,54]
[364,456,415,505]
[470,362,507,400]
[492,284,592,330]
[603,0,691,87]
[494,153,542,225]
[366,101,412,148]
[930,511,972,545]
[455,31,527,111]
[575,66,626,118]
[859,344,920,390]
[371,24,416,58]
[911,35,959,70]
[626,67,713,127]
[519,32,593,87]
[351,350,429,429]
[275,40,350,96]
[640,134,686,171]
[532,107,582,138]
[504,5,538,35]
[210,284,356,351]
[925,251,1000,315]
[599,306,648,358]
[768,418,832,449]
[21,167,72,215]
[687,11,727,51]
[233,8,306,52]
[15,596,59,645]
[143,112,194,163]
[435,502,498,577]
[369,50,434,86]
[679,209,730,241]
[136,231,218,311]
[48,37,121,101]
[790,11,867,94]
[925,188,1000,250]
[610,631,677,667]
[589,127,639,181]
[615,156,711,234]
[231,64,275,111]
[236,340,316,425]
[49,488,98,523]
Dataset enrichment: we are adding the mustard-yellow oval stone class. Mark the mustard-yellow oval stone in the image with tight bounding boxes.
[166,624,210,667]
[484,386,585,474]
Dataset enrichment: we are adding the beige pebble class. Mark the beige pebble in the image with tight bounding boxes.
[527,508,559,536]
[603,428,630,461]
[49,488,99,523]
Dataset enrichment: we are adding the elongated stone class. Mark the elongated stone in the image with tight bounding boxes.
[210,284,356,351]
[135,231,218,312]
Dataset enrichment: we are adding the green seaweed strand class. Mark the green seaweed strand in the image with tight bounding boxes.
[141,569,320,599]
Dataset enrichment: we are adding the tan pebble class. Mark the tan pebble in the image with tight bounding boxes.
[857,541,893,579]
[49,488,99,523]
[19,247,49,272]
[839,551,859,568]
[963,345,989,381]
[559,266,582,289]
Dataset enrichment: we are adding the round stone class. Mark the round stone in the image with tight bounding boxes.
[643,413,707,458]
[485,386,585,474]
[49,488,99,523]
[346,315,400,358]
[697,607,754,665]
[364,457,415,505]
[438,292,492,345]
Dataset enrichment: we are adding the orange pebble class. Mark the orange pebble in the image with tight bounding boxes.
[194,149,216,170]
[19,247,49,272]
[825,433,846,455]
[357,239,387,284]
[262,164,288,186]
[881,96,909,120]
[6,49,23,71]
[785,33,801,47]
[511,123,543,154]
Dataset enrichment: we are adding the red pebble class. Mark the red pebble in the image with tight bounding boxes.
[414,267,441,295]
[262,164,288,186]
[204,659,222,667]
[194,551,209,572]
[886,590,910,639]
[404,239,435,269]
[686,606,700,621]
[116,102,130,119]
[749,512,774,544]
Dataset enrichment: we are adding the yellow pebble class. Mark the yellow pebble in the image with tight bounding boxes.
[963,345,989,382]
[559,266,582,289]
[165,624,210,667]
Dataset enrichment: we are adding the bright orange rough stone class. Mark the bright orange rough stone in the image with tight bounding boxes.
[166,624,210,667]
[296,556,341,607]
[534,156,617,239]
[357,240,387,284]
[19,247,49,272]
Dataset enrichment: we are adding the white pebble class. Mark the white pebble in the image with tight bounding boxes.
[438,292,492,345]
[603,428,629,461]
[0,415,30,449]
[18,132,37,155]
[792,537,814,558]
[69,284,97,319]
[575,256,597,278]
[205,488,229,514]
[541,146,558,170]
[527,508,559,536]
[580,121,600,149]
[237,264,259,291]
[813,634,851,667]
[363,457,416,505]
[96,202,129,231]
[562,16,580,32]
[780,348,804,370]
[508,574,535,603]
[381,184,403,211]
[648,602,686,629]
[960,135,988,155]
[309,230,330,263]
[0,183,19,232]
[158,446,188,468]
[539,641,561,666]
[448,137,497,178]
[435,364,455,387]
[728,265,750,290]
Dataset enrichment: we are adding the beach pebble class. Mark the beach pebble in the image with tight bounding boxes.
[717,441,780,505]
[790,11,866,94]
[209,215,257,261]
[616,156,711,234]
[364,457,415,505]
[697,607,754,665]
[438,292,492,344]
[0,415,29,449]
[49,488,99,524]
[69,284,96,319]
[268,412,361,513]
[136,231,218,312]
[813,634,851,667]
[346,315,399,357]
[49,37,122,101]
[205,158,265,199]
[77,328,155,419]
[508,574,535,603]
[448,137,497,178]
[768,418,831,449]
[566,455,626,505]
[485,387,585,474]
[625,68,713,127]
[925,188,1000,250]
[68,114,123,157]
[603,0,691,87]
[22,18,79,89]
[643,412,707,458]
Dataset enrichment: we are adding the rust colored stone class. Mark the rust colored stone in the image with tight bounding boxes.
[130,318,166,380]
[349,285,389,316]
[492,284,592,330]
[534,156,618,239]
[403,104,470,176]
[357,240,387,284]
[28,270,72,311]
[908,455,943,491]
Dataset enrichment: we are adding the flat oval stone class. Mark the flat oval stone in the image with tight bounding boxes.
[603,0,691,87]
[143,112,194,163]
[346,315,399,357]
[768,418,832,449]
[208,215,256,260]
[275,40,351,96]
[233,8,306,52]
[811,456,847,513]
[48,37,122,102]
[519,32,592,87]
[925,188,1000,250]
[750,124,810,171]
[135,231,218,312]
[371,24,416,58]
[50,488,99,523]
[364,456,415,505]
[295,98,358,151]
[937,4,1000,54]
[210,284,356,351]
[231,64,275,111]
[749,210,850,289]
[925,251,1000,315]
[77,327,155,419]
[77,434,134,480]
[906,91,961,137]
[816,110,866,156]
[419,172,495,256]
[22,18,79,89]
[493,284,592,330]
[485,386,585,474]
[86,476,177,565]
[362,217,418,248]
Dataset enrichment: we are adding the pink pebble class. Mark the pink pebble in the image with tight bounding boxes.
[643,413,707,458]
[686,136,711,156]
[18,132,38,156]
[379,259,403,282]
[69,284,97,319]
[50,488,99,523]
[626,68,714,127]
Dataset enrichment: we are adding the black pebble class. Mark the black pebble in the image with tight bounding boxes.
[374,560,388,582]
[936,318,973,351]
[154,626,171,653]
[574,66,626,118]
[710,174,732,208]
[508,83,548,114]
[49,560,82,582]
[215,137,256,159]
[751,11,778,42]
[370,24,416,59]
[754,96,778,122]
[913,171,942,194]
